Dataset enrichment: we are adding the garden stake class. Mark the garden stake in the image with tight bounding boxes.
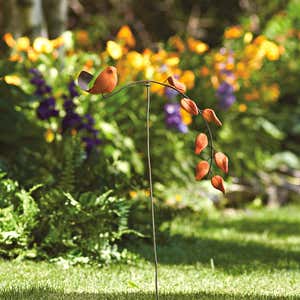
[146,82,159,300]
[78,69,229,298]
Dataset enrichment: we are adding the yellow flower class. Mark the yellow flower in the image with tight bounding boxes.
[180,108,192,125]
[269,84,280,101]
[254,35,266,45]
[243,32,253,44]
[261,40,280,61]
[165,55,180,67]
[187,37,208,54]
[169,36,185,52]
[51,36,64,48]
[224,26,243,39]
[106,40,123,59]
[9,53,22,62]
[3,33,15,47]
[44,129,55,143]
[4,75,21,86]
[27,47,38,62]
[214,53,225,62]
[262,84,280,102]
[238,104,247,112]
[225,63,234,71]
[150,72,164,95]
[117,25,136,48]
[127,51,145,70]
[244,44,258,59]
[16,37,30,51]
[180,70,195,89]
[151,49,167,63]
[33,37,53,53]
[210,75,219,89]
[175,194,182,202]
[145,65,155,79]
[129,191,138,198]
[144,190,150,197]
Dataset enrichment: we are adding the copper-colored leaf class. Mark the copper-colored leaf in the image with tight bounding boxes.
[180,98,199,116]
[214,152,229,173]
[78,66,118,94]
[211,175,225,194]
[195,133,208,154]
[202,108,222,126]
[195,161,210,181]
[167,76,186,93]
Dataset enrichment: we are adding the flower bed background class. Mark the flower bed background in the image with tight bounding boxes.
[0,0,299,265]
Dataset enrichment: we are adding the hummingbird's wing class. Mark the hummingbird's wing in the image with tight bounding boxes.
[78,71,94,91]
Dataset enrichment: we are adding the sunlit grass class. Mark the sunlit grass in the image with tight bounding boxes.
[1,205,300,299]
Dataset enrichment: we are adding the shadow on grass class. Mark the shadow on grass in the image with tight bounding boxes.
[201,218,300,237]
[126,214,300,273]
[128,235,300,272]
[1,287,298,300]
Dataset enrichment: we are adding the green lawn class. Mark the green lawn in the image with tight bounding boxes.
[1,205,300,299]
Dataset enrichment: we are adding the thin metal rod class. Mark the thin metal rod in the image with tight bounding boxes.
[146,82,159,300]
[103,80,196,108]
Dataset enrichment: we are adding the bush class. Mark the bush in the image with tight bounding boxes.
[0,170,132,264]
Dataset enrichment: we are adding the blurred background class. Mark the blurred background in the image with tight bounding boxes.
[0,0,299,263]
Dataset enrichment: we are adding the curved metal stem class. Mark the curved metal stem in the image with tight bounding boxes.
[103,80,215,175]
[103,80,199,110]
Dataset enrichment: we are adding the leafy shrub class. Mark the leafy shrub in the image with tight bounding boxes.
[0,170,132,264]
[0,172,39,258]
[35,189,131,264]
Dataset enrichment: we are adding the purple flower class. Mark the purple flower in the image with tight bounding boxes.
[164,102,188,133]
[62,112,83,132]
[63,99,76,112]
[85,114,95,125]
[37,99,59,120]
[82,136,102,154]
[165,103,180,114]
[219,94,236,110]
[29,68,42,76]
[30,77,45,86]
[216,81,236,110]
[177,123,188,133]
[217,82,234,96]
[29,68,58,120]
[164,87,179,99]
[68,81,79,98]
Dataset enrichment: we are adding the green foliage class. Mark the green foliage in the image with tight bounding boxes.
[0,169,133,263]
[0,172,39,258]
[36,189,131,264]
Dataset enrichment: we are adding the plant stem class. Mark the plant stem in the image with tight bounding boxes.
[146,82,159,300]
